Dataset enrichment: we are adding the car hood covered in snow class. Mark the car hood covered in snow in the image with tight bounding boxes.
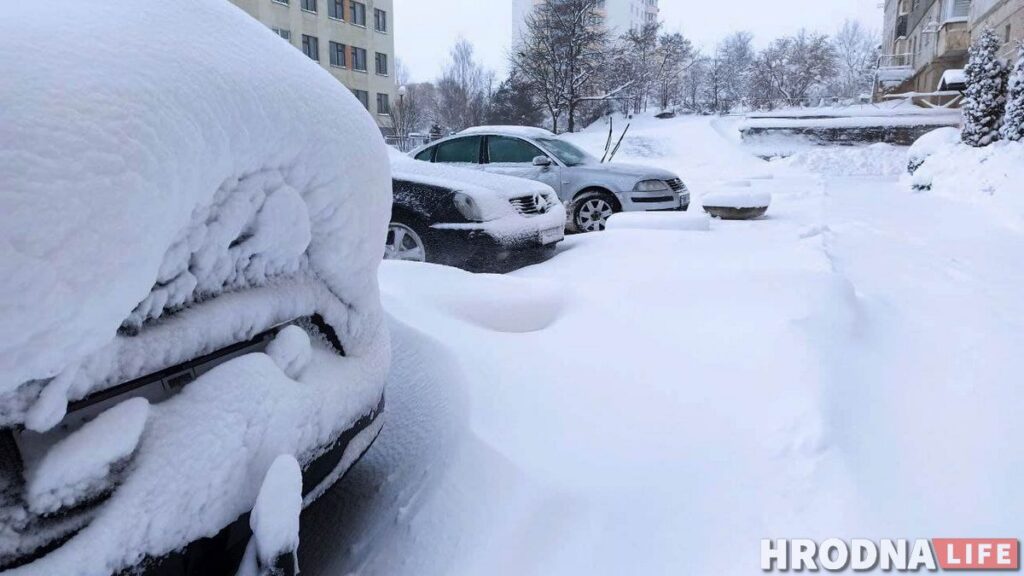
[576,161,681,182]
[391,150,560,220]
[0,0,390,573]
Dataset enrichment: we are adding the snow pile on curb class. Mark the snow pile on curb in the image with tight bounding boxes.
[606,212,711,231]
[702,182,772,209]
[774,143,909,177]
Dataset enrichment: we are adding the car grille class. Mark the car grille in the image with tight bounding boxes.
[666,178,686,192]
[510,195,551,216]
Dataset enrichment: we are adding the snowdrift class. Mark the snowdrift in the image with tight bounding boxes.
[0,0,391,573]
[909,137,1024,219]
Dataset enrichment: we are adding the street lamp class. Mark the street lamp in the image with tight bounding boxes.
[397,85,408,147]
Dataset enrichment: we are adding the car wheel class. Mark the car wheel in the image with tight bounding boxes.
[570,192,617,233]
[384,222,428,262]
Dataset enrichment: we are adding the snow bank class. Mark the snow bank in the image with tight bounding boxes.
[26,399,149,516]
[910,139,1024,219]
[775,143,910,177]
[605,212,711,231]
[0,0,392,424]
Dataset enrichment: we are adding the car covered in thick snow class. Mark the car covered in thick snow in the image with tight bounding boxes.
[388,151,565,272]
[0,1,390,574]
[409,126,689,233]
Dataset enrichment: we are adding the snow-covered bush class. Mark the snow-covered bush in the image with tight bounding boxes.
[962,29,1009,147]
[911,139,1024,213]
[1001,43,1024,142]
[906,127,962,176]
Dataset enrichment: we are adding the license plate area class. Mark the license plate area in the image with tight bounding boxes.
[540,227,564,245]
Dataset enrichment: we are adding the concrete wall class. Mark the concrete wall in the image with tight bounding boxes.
[972,0,1024,60]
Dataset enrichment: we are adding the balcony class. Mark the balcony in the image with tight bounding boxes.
[878,53,915,69]
[876,53,916,86]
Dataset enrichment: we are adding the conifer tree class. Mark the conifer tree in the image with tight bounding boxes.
[962,29,1009,147]
[1000,42,1024,142]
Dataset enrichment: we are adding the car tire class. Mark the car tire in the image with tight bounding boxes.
[384,217,430,263]
[568,191,619,233]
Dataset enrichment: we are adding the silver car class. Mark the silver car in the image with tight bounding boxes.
[409,126,690,232]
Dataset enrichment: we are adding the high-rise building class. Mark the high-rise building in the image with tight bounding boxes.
[229,0,397,132]
[513,0,660,43]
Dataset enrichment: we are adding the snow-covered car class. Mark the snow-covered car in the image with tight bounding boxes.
[388,152,566,271]
[1,2,391,574]
[409,126,689,233]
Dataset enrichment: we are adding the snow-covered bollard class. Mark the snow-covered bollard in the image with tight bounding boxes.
[238,455,303,576]
[702,181,772,220]
[266,325,312,380]
[605,211,711,231]
[26,398,150,515]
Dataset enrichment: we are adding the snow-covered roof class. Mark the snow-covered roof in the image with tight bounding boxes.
[459,126,557,139]
[938,69,967,90]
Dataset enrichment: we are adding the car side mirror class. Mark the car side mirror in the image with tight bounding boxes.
[533,156,552,167]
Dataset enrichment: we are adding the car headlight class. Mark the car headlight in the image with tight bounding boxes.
[634,179,671,192]
[453,192,484,221]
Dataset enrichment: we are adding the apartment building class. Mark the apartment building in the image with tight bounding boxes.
[513,0,660,42]
[877,0,1023,98]
[230,0,397,131]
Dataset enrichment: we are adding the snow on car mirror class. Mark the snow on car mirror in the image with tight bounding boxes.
[532,156,552,167]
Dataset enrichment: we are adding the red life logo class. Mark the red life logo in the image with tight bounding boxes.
[933,539,1019,570]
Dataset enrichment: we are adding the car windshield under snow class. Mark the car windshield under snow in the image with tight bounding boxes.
[536,138,593,166]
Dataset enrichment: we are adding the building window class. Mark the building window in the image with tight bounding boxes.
[302,35,319,62]
[352,89,370,110]
[377,93,390,115]
[272,0,289,5]
[374,8,388,32]
[328,0,344,20]
[271,27,292,42]
[1007,24,1013,44]
[375,52,389,75]
[329,41,347,67]
[352,47,368,71]
[301,0,317,12]
[351,1,367,26]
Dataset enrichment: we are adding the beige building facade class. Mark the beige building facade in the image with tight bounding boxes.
[877,0,1023,98]
[230,0,397,131]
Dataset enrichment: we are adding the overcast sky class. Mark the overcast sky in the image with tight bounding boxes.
[393,0,883,83]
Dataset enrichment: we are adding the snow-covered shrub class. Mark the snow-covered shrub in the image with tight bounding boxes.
[1001,43,1024,142]
[911,139,1024,213]
[907,127,962,176]
[962,29,1009,147]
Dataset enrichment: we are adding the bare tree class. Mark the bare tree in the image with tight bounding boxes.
[435,38,492,132]
[512,0,608,132]
[718,32,755,110]
[831,19,879,100]
[653,32,695,110]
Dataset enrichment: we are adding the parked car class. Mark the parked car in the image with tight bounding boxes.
[388,150,566,272]
[408,126,690,233]
[1,1,390,574]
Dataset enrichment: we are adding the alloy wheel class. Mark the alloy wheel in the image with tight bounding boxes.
[384,223,427,262]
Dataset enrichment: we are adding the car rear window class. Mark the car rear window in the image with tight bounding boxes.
[434,136,482,164]
[487,136,544,164]
[414,147,434,162]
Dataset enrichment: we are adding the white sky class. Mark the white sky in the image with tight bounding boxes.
[393,0,884,82]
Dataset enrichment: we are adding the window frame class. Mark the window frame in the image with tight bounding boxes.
[301,34,320,62]
[375,52,389,76]
[350,1,367,27]
[376,93,390,116]
[374,8,388,33]
[329,41,347,68]
[352,46,368,72]
[300,0,317,14]
[327,0,345,20]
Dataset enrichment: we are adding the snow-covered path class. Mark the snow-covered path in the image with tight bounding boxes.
[300,116,1024,575]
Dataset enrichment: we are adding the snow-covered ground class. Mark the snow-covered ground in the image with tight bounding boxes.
[300,114,1024,574]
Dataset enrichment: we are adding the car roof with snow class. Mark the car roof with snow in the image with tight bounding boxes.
[458,126,557,139]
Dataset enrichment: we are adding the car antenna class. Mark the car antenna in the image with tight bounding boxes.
[607,123,630,163]
[600,117,614,163]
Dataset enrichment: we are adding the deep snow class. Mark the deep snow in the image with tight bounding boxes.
[301,113,1024,575]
